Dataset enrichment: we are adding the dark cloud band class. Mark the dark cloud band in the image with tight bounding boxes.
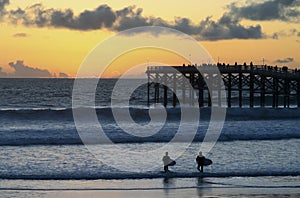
[2,0,299,40]
[0,1,265,41]
[13,32,28,37]
[228,0,300,22]
[0,0,9,19]
[275,57,294,63]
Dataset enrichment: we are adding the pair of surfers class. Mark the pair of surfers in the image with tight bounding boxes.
[162,151,206,173]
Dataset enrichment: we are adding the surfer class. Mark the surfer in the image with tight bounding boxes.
[162,152,176,172]
[196,151,206,172]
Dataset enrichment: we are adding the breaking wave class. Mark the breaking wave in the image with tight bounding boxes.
[0,107,299,146]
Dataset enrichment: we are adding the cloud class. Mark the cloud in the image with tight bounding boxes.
[8,4,117,30]
[7,60,52,78]
[58,72,69,78]
[0,61,71,78]
[114,13,263,41]
[290,28,298,35]
[1,0,296,41]
[0,0,9,19]
[51,5,116,30]
[3,3,263,41]
[193,15,262,41]
[0,67,7,77]
[272,33,279,39]
[13,32,29,37]
[0,0,8,11]
[228,0,300,23]
[271,29,300,39]
[275,57,294,63]
[113,7,152,31]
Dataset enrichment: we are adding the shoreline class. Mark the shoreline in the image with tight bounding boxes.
[0,171,300,180]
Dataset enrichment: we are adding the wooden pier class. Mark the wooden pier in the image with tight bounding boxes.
[146,64,300,108]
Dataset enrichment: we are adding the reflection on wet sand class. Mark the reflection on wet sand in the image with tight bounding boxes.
[196,177,213,197]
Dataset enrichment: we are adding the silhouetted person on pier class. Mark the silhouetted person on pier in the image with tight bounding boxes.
[196,151,206,173]
[162,152,176,172]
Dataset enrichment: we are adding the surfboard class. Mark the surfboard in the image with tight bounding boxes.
[169,160,176,166]
[203,158,212,166]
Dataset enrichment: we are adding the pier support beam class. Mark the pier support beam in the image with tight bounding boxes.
[218,74,222,107]
[154,73,160,104]
[154,83,158,104]
[163,85,168,107]
[227,73,232,108]
[250,72,254,108]
[198,75,204,107]
[207,73,212,107]
[147,81,150,106]
[284,78,290,108]
[273,78,278,108]
[182,74,186,104]
[163,74,168,107]
[172,73,177,107]
[190,73,195,106]
[297,79,300,108]
[239,72,243,107]
[260,76,265,107]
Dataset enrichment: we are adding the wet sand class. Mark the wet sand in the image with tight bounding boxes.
[0,177,299,198]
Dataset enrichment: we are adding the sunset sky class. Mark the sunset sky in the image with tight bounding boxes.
[0,0,300,77]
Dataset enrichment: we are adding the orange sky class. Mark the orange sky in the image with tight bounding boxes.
[0,0,299,77]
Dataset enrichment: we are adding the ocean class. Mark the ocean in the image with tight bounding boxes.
[0,78,299,197]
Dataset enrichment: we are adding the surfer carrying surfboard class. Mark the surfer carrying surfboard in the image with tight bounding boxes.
[196,151,205,172]
[162,152,176,172]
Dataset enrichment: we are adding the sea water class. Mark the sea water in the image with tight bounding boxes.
[0,78,299,197]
